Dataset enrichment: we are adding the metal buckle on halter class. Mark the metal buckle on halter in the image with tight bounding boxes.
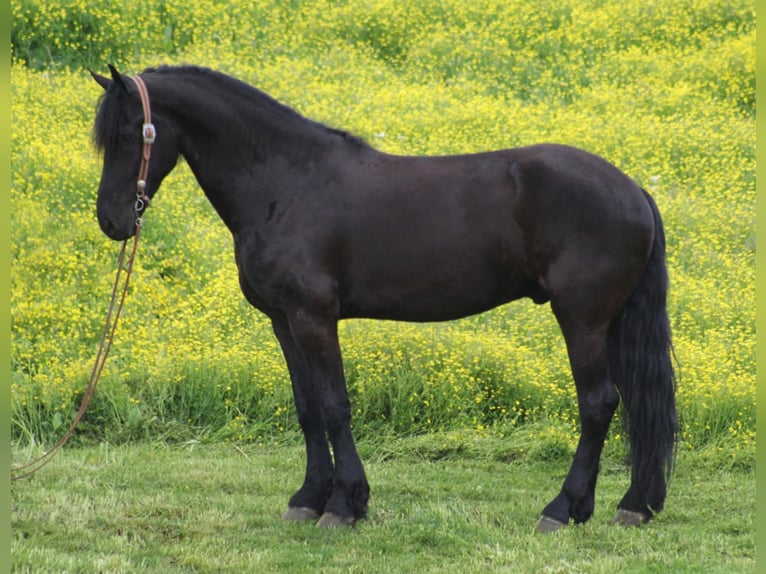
[134,192,146,228]
[135,180,150,225]
[135,193,148,213]
[142,123,156,144]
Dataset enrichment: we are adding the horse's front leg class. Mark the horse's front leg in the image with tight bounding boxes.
[272,318,334,522]
[285,310,369,527]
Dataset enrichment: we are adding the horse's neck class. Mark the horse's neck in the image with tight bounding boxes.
[171,85,327,235]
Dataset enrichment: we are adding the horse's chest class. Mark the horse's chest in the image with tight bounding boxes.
[233,237,281,313]
[233,233,334,316]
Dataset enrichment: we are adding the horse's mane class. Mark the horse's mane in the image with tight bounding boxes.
[93,65,369,154]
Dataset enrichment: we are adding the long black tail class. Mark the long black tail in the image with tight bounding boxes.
[608,189,677,516]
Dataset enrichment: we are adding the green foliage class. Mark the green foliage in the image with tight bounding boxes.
[11,0,754,468]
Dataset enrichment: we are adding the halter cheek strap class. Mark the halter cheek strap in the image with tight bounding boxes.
[130,75,155,226]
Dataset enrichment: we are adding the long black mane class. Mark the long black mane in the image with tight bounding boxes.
[93,65,369,155]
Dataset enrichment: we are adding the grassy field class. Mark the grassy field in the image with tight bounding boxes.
[11,440,756,573]
[10,0,756,569]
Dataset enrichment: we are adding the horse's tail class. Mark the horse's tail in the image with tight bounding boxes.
[608,188,677,517]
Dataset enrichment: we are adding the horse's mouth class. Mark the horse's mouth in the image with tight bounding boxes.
[98,214,136,241]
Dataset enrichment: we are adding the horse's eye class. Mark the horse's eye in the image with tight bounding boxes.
[119,131,135,143]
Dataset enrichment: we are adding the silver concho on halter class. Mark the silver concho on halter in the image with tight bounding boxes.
[142,123,156,144]
[135,122,155,227]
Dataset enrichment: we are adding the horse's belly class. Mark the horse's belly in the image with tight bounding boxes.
[341,256,538,322]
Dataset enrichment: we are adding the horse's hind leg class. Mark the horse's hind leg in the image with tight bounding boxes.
[272,318,334,521]
[536,311,619,533]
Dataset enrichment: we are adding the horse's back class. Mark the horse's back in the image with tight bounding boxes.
[337,144,653,322]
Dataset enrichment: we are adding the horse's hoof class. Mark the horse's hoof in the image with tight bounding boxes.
[316,512,356,528]
[610,509,648,527]
[282,506,320,522]
[534,515,567,533]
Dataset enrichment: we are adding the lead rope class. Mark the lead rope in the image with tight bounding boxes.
[12,75,154,480]
[12,231,140,479]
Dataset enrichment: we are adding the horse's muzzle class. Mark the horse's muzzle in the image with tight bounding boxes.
[98,212,137,241]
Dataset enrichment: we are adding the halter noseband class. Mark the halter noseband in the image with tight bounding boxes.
[130,75,155,227]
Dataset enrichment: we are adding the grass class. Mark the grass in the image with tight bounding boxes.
[11,438,755,573]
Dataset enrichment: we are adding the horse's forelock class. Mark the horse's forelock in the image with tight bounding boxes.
[92,88,123,154]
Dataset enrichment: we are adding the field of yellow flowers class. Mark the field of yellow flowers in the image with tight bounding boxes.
[11,0,755,467]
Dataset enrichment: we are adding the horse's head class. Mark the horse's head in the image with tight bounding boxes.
[91,65,179,240]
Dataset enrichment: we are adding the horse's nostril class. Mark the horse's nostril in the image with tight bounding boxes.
[99,216,114,236]
[98,215,131,241]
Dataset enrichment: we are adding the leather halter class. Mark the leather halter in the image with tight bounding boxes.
[131,75,155,225]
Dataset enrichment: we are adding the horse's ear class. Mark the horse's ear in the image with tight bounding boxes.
[89,65,129,92]
[108,64,129,92]
[89,69,111,91]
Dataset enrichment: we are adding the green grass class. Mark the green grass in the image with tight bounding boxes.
[11,439,755,573]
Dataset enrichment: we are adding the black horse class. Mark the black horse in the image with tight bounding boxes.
[91,65,676,532]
